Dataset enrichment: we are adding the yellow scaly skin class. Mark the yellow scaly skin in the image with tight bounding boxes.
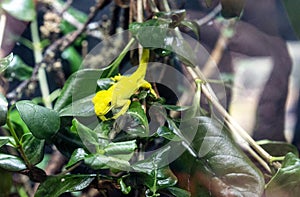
[92,49,156,121]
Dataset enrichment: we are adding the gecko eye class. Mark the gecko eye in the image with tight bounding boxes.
[108,102,111,106]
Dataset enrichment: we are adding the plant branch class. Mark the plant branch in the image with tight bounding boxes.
[31,18,52,108]
[7,0,111,101]
[7,106,32,168]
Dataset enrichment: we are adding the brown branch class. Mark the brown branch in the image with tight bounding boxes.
[7,0,112,101]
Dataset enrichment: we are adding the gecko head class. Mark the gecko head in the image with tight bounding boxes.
[92,89,113,120]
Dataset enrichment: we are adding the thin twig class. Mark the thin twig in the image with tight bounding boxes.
[7,0,111,101]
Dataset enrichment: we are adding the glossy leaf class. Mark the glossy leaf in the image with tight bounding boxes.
[1,0,36,21]
[0,93,8,126]
[119,178,131,195]
[0,154,27,171]
[142,166,177,194]
[0,137,15,148]
[162,104,190,112]
[70,118,102,153]
[115,101,149,137]
[257,140,299,157]
[129,19,170,50]
[4,55,33,81]
[21,133,45,165]
[104,140,137,155]
[265,152,300,197]
[174,117,264,197]
[132,146,171,174]
[35,174,95,197]
[66,148,87,168]
[58,95,95,117]
[156,126,181,141]
[0,138,9,148]
[54,69,101,112]
[0,53,13,73]
[84,153,130,171]
[16,101,60,139]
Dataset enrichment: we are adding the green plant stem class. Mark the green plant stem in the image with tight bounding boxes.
[30,19,52,109]
[6,106,31,168]
[106,38,136,77]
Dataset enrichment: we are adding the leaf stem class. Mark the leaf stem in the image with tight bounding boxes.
[6,106,32,168]
[106,38,136,77]
[30,18,52,109]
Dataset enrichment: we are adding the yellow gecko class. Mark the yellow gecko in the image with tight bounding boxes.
[92,49,156,121]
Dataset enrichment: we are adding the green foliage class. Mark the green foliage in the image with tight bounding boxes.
[16,101,60,139]
[0,53,13,73]
[35,174,95,197]
[266,153,300,197]
[0,93,8,126]
[0,154,27,171]
[21,133,45,165]
[1,2,299,196]
[4,55,33,81]
[0,0,36,21]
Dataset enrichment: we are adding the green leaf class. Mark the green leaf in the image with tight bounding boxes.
[156,126,181,141]
[0,93,8,126]
[0,53,13,73]
[16,101,60,139]
[35,174,95,197]
[0,136,15,148]
[65,148,87,168]
[167,187,191,197]
[0,138,9,148]
[132,146,171,174]
[162,104,190,112]
[4,55,33,81]
[70,119,102,153]
[129,19,170,50]
[104,140,137,155]
[118,178,131,194]
[84,153,130,171]
[8,109,30,133]
[54,69,101,112]
[257,140,299,157]
[265,152,300,197]
[1,0,36,21]
[173,117,264,197]
[58,94,95,117]
[116,101,149,137]
[61,47,82,73]
[140,166,178,194]
[21,133,45,165]
[0,154,27,171]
